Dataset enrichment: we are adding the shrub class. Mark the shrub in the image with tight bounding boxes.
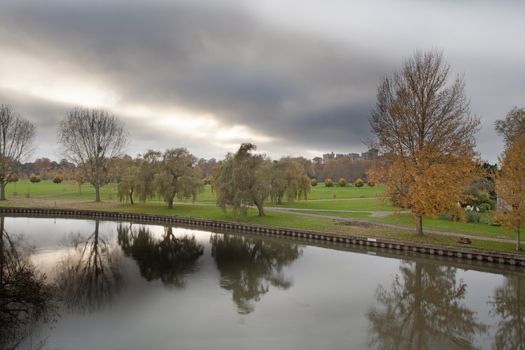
[337,178,346,187]
[466,210,481,224]
[324,178,334,187]
[310,179,318,187]
[52,175,63,184]
[354,178,364,187]
[29,173,41,183]
[368,181,375,187]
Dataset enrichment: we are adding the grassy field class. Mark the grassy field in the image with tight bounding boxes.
[1,180,520,253]
[285,208,514,240]
[6,180,119,201]
[5,181,385,204]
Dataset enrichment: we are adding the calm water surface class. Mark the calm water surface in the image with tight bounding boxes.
[1,216,524,350]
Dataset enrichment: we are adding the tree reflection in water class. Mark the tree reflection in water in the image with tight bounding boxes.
[489,274,525,350]
[55,220,122,314]
[368,261,486,350]
[211,234,302,314]
[117,224,204,287]
[0,217,54,350]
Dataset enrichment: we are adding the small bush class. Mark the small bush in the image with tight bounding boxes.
[477,202,493,213]
[354,178,364,187]
[310,179,318,187]
[337,178,346,187]
[466,210,481,224]
[29,173,41,183]
[52,175,63,184]
[368,181,375,187]
[324,178,334,187]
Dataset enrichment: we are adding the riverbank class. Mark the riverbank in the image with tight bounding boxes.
[0,198,523,264]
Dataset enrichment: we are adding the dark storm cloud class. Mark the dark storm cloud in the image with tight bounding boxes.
[0,0,388,158]
[0,0,523,161]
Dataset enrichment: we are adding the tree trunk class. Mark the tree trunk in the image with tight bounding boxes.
[517,226,521,252]
[0,181,6,200]
[415,214,423,235]
[255,202,265,216]
[129,189,134,205]
[167,198,174,209]
[95,185,101,202]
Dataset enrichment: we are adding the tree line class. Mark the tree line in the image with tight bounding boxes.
[0,49,523,248]
[0,106,315,212]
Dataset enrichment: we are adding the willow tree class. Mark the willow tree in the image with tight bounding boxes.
[270,158,307,204]
[117,162,140,204]
[0,105,35,200]
[210,234,301,314]
[136,150,162,203]
[58,108,127,202]
[153,148,203,209]
[496,133,525,251]
[214,143,271,217]
[117,224,204,286]
[369,51,480,235]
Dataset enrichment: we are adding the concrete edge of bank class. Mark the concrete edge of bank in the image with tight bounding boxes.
[1,206,524,267]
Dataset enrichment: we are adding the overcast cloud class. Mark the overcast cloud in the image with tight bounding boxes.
[0,0,523,162]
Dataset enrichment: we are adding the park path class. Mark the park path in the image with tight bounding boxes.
[174,202,516,244]
[265,206,399,217]
[265,207,516,244]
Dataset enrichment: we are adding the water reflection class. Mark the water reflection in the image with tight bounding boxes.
[4,215,525,349]
[211,234,302,314]
[489,275,525,349]
[117,224,204,287]
[367,260,487,350]
[55,220,122,313]
[0,217,54,350]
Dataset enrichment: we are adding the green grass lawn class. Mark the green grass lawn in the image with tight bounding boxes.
[3,199,520,254]
[6,180,119,201]
[269,197,394,211]
[370,213,515,240]
[298,184,385,200]
[187,183,386,202]
[2,180,521,253]
[287,208,515,241]
[6,180,385,202]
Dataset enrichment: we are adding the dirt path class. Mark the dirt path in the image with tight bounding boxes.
[265,208,516,244]
[266,206,400,217]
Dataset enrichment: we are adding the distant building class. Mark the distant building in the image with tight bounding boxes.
[316,149,379,163]
[323,152,335,163]
[361,148,379,161]
[312,157,323,165]
[348,153,360,160]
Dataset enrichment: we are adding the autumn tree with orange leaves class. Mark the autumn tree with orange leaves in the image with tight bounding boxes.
[369,51,480,235]
[496,108,525,251]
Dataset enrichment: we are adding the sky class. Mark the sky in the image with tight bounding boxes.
[0,0,523,162]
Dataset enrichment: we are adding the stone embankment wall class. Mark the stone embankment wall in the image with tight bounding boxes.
[1,207,523,267]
